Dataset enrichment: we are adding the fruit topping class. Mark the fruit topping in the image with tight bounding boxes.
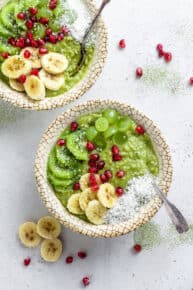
[19,75,27,84]
[86,141,95,151]
[78,251,87,259]
[70,121,78,132]
[73,182,80,190]
[164,52,172,62]
[135,125,145,135]
[119,39,126,49]
[66,256,73,264]
[133,244,142,253]
[116,187,124,197]
[57,139,66,146]
[82,277,90,287]
[23,50,31,58]
[136,67,143,77]
[116,170,125,178]
[23,257,31,266]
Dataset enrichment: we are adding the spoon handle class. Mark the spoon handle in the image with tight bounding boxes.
[153,182,189,234]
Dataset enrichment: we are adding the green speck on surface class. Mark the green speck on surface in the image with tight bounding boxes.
[165,224,193,247]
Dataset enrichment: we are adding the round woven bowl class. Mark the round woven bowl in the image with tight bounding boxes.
[0,0,107,110]
[34,99,173,238]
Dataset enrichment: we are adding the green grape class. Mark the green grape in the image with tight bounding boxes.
[37,7,53,19]
[33,23,46,39]
[113,132,128,145]
[104,126,117,139]
[86,126,98,141]
[95,117,109,132]
[49,20,61,32]
[118,117,135,132]
[102,108,118,124]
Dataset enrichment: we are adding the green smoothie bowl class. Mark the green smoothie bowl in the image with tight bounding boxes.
[0,0,107,110]
[34,100,172,238]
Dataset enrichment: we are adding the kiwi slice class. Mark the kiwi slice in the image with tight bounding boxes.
[48,174,73,188]
[0,1,17,32]
[0,38,19,54]
[66,130,88,161]
[32,23,46,39]
[55,145,77,168]
[0,21,12,37]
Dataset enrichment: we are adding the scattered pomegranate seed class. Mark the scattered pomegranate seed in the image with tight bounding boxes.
[158,50,165,57]
[86,142,95,151]
[26,19,34,29]
[23,50,31,58]
[57,139,66,146]
[119,39,126,49]
[156,43,163,52]
[26,31,33,40]
[116,170,125,178]
[30,68,39,76]
[133,244,142,253]
[17,12,25,20]
[73,182,80,190]
[78,251,87,259]
[70,121,78,132]
[100,173,107,183]
[164,52,172,62]
[38,39,45,47]
[45,28,52,36]
[112,145,119,155]
[116,187,124,197]
[19,75,27,84]
[90,153,99,161]
[49,1,57,9]
[66,256,73,264]
[97,160,105,170]
[25,38,31,46]
[105,170,113,180]
[31,39,38,48]
[113,154,122,161]
[23,257,31,266]
[8,37,15,46]
[29,7,38,15]
[49,34,57,43]
[30,15,38,23]
[88,160,97,168]
[89,173,97,186]
[61,26,69,35]
[91,184,99,192]
[135,125,145,135]
[136,67,143,78]
[16,37,25,48]
[39,17,49,25]
[88,167,98,174]
[39,47,48,55]
[1,52,9,59]
[189,77,193,85]
[82,277,90,287]
[57,32,64,41]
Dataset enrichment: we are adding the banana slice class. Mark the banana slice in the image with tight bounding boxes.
[9,78,25,92]
[79,174,100,191]
[19,222,41,248]
[37,216,61,239]
[24,75,46,101]
[2,55,31,79]
[97,183,117,209]
[67,193,84,215]
[85,200,106,225]
[79,188,97,211]
[39,69,64,91]
[40,238,62,262]
[20,47,41,68]
[41,52,68,74]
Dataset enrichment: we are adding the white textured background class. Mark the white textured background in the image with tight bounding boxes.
[1,0,193,289]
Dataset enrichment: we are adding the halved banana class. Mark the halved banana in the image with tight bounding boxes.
[85,200,106,225]
[20,47,41,68]
[97,183,117,209]
[9,78,25,92]
[24,75,46,101]
[39,69,64,91]
[67,193,84,215]
[37,216,61,239]
[40,238,62,262]
[19,222,41,248]
[41,52,68,74]
[79,174,100,191]
[79,188,97,211]
[2,55,31,79]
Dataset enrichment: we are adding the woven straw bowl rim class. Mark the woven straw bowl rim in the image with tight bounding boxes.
[0,0,107,110]
[34,99,173,238]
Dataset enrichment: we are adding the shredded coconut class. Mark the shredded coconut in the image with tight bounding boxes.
[104,174,158,224]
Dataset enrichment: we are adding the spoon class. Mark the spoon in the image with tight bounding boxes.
[71,0,111,76]
[153,182,189,234]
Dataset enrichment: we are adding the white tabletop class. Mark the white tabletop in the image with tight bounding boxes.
[1,0,193,289]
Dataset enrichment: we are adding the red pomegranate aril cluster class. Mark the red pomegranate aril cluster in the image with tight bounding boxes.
[30,68,39,76]
[29,7,38,15]
[156,43,172,63]
[112,145,122,162]
[1,52,9,59]
[135,125,145,135]
[133,244,142,253]
[49,0,57,10]
[31,39,38,48]
[82,277,90,287]
[19,75,27,84]
[70,121,78,132]
[136,67,143,78]
[119,39,126,49]
[23,257,31,266]
[88,167,98,174]
[78,251,87,259]
[66,256,73,264]
[116,170,125,178]
[73,182,80,190]
[57,139,66,146]
[86,142,95,151]
[16,37,25,48]
[23,49,31,58]
[116,187,124,197]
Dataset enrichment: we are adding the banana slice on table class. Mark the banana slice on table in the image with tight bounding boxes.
[39,69,64,91]
[79,188,97,211]
[85,200,107,225]
[97,183,117,209]
[24,75,46,100]
[37,216,61,239]
[9,78,24,92]
[2,55,31,79]
[79,173,100,191]
[67,193,84,215]
[19,222,41,248]
[41,52,68,74]
[40,238,62,262]
[20,47,41,68]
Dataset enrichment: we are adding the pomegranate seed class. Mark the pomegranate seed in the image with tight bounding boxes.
[89,173,97,186]
[18,75,27,84]
[8,37,15,46]
[16,37,25,48]
[105,170,113,180]
[119,39,126,49]
[57,32,64,41]
[135,125,145,135]
[17,12,25,20]
[57,139,66,146]
[70,121,78,132]
[30,68,39,76]
[116,170,125,178]
[82,277,90,287]
[88,167,98,174]
[133,244,142,253]
[26,20,34,29]
[164,52,172,62]
[97,160,105,170]
[112,145,119,155]
[158,50,165,57]
[30,16,37,23]
[61,26,69,35]
[39,47,48,55]
[23,257,31,266]
[31,39,38,48]
[39,17,49,25]
[86,142,95,151]
[66,256,73,264]
[1,52,9,59]
[156,43,163,52]
[44,36,50,42]
[38,39,45,47]
[23,50,31,58]
[88,159,97,167]
[91,184,99,192]
[113,154,122,161]
[73,182,80,190]
[45,28,52,36]
[136,67,143,77]
[29,7,38,15]
[189,77,193,85]
[116,187,124,197]
[90,153,99,161]
[78,251,87,259]
[49,2,57,9]
[26,31,33,40]
[49,34,57,43]
[100,173,107,183]
[25,38,31,46]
